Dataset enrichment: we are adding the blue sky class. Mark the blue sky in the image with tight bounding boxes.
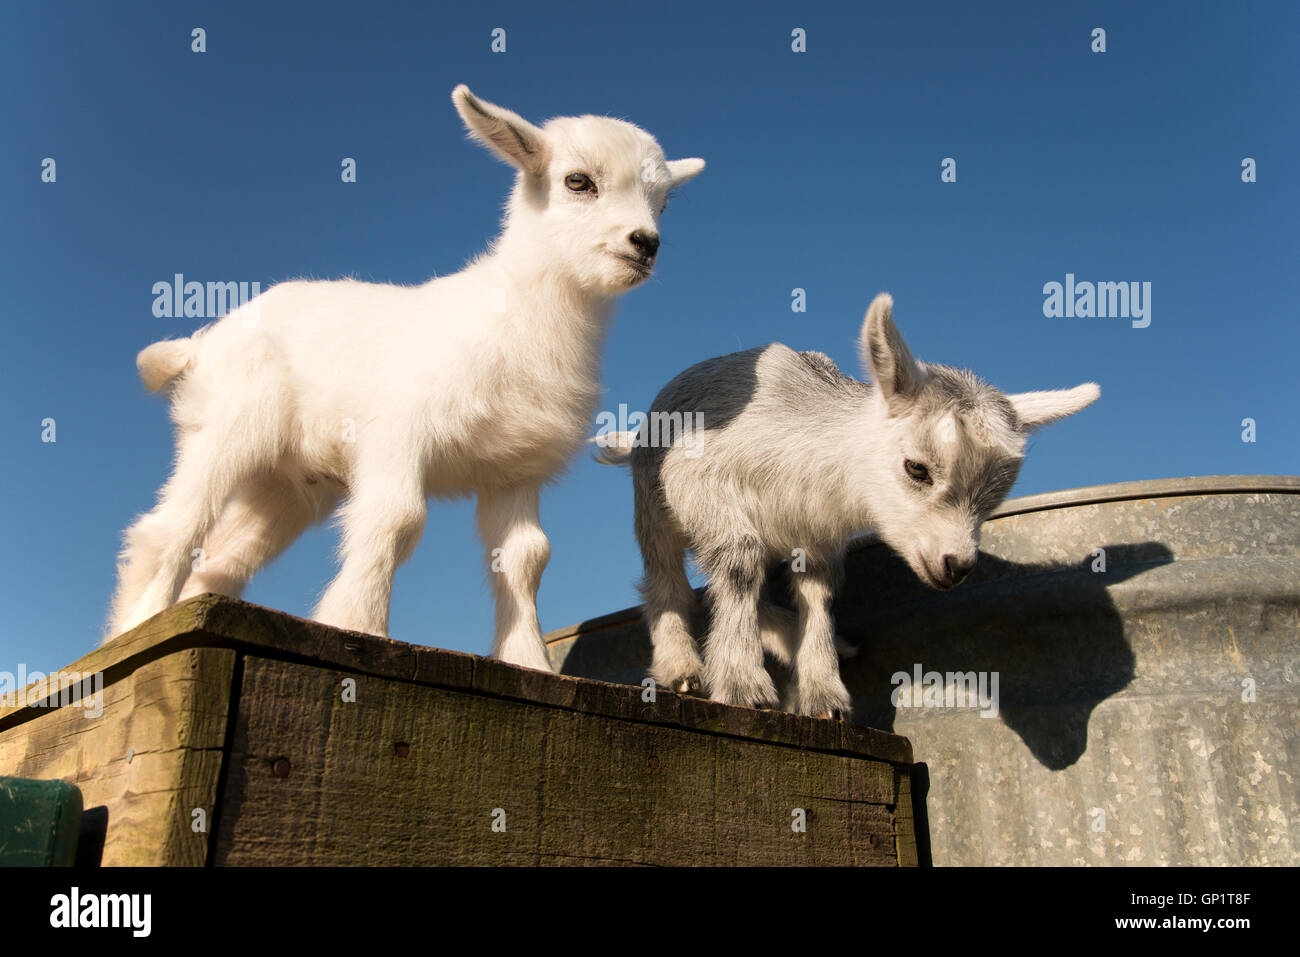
[3,1,1297,673]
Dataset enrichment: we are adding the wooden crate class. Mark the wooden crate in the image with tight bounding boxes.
[0,595,915,866]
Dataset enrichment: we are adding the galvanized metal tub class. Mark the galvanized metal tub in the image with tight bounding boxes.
[546,475,1300,865]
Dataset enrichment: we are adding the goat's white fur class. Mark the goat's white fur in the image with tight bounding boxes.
[107,85,705,671]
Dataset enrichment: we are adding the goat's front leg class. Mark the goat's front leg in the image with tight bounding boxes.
[477,484,553,672]
[701,537,778,709]
[787,561,851,719]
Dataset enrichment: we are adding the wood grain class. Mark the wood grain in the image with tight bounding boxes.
[216,654,906,865]
[0,647,235,865]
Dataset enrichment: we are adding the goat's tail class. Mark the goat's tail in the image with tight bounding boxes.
[136,337,197,393]
[589,430,638,466]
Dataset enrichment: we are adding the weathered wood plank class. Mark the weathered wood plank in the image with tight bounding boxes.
[0,647,236,865]
[893,767,919,867]
[216,655,906,865]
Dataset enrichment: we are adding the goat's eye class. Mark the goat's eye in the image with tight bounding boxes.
[904,459,931,484]
[565,172,594,192]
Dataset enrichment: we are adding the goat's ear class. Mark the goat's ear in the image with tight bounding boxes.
[452,85,549,178]
[859,293,924,410]
[666,158,706,189]
[1007,383,1100,431]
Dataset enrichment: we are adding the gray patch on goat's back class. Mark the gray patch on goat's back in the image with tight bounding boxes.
[798,350,847,385]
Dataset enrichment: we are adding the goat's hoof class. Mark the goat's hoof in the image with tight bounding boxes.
[674,675,702,695]
[819,709,845,721]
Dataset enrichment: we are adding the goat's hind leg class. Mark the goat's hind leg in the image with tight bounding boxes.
[178,472,338,602]
[107,431,257,639]
[757,601,798,666]
[636,495,703,695]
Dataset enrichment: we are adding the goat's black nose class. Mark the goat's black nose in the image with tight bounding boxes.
[629,230,660,258]
[942,554,976,586]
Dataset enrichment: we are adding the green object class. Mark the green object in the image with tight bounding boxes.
[0,776,83,866]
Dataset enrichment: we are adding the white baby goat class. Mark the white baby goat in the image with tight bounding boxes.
[107,85,705,671]
[597,293,1098,716]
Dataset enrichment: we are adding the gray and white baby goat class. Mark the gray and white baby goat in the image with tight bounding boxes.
[596,293,1099,717]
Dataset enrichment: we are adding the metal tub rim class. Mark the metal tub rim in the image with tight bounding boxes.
[983,473,1300,520]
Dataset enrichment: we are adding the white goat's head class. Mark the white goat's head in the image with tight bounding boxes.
[452,85,705,294]
[859,293,1100,591]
